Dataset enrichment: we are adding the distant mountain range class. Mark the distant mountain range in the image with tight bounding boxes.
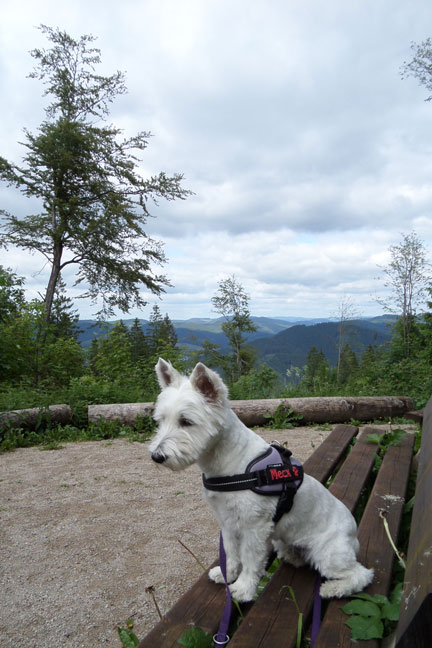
[251,318,394,374]
[76,314,397,374]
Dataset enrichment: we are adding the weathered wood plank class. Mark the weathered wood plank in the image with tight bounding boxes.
[327,426,380,513]
[229,563,317,648]
[137,561,225,648]
[396,395,432,648]
[314,431,415,648]
[300,423,359,481]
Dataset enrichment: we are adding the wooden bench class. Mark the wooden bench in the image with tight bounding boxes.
[138,395,432,648]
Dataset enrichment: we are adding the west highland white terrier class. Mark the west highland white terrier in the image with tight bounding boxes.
[149,359,374,603]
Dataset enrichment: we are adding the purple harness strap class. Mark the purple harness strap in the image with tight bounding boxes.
[310,573,322,646]
[213,532,231,646]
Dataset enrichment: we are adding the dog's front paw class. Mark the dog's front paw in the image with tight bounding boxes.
[209,566,225,584]
[229,578,257,603]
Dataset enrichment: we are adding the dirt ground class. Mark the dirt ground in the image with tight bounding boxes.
[0,424,410,648]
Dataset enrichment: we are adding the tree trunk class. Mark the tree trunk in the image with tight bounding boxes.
[44,257,61,324]
[88,396,414,427]
[230,396,414,426]
[88,402,155,425]
[0,404,73,430]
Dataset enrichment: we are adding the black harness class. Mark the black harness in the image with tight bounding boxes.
[202,442,304,523]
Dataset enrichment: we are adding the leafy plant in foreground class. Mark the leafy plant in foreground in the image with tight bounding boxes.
[264,404,303,429]
[342,583,403,640]
[366,426,407,472]
[117,623,139,648]
[178,627,213,648]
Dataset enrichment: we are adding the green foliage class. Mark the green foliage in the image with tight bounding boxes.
[366,427,407,475]
[302,346,331,391]
[92,321,134,380]
[264,405,303,429]
[117,623,140,648]
[342,584,403,640]
[0,416,156,453]
[229,365,282,400]
[0,265,26,321]
[190,338,227,375]
[338,344,359,384]
[178,627,214,648]
[211,276,257,383]
[366,428,407,450]
[280,585,304,648]
[375,232,431,359]
[148,305,178,350]
[0,292,85,387]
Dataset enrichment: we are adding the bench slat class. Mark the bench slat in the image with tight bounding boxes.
[396,395,432,648]
[301,424,359,482]
[314,431,415,648]
[228,426,377,648]
[137,560,226,647]
[327,426,379,513]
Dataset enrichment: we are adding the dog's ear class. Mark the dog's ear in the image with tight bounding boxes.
[155,358,181,389]
[190,363,228,404]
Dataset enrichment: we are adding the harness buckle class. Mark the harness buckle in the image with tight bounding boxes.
[255,469,270,487]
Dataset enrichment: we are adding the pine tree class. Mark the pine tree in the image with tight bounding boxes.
[303,347,330,391]
[147,305,178,352]
[338,344,359,384]
[129,318,149,362]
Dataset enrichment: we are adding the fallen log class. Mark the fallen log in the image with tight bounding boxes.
[88,396,414,427]
[88,402,155,425]
[230,396,414,426]
[0,404,73,430]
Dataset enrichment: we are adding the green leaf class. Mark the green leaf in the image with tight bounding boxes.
[117,627,139,648]
[380,582,403,621]
[381,600,401,621]
[345,615,384,640]
[404,496,415,514]
[366,433,383,444]
[386,429,407,447]
[390,582,403,605]
[178,627,214,648]
[342,600,381,617]
[351,592,389,605]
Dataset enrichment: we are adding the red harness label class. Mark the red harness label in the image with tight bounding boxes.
[267,463,300,483]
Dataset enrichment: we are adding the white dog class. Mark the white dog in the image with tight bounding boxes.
[149,359,374,603]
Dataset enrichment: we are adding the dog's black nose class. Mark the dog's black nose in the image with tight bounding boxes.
[151,451,166,464]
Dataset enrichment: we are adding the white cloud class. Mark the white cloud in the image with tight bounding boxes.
[1,0,432,320]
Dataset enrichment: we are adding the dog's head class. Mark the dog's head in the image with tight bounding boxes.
[149,359,229,470]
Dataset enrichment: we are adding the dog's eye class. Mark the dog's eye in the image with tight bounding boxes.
[179,416,194,427]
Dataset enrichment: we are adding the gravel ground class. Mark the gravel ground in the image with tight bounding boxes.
[0,424,409,647]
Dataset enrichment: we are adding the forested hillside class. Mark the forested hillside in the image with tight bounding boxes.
[76,314,395,373]
[76,315,305,349]
[252,318,394,373]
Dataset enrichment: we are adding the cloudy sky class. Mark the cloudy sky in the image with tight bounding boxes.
[1,0,432,321]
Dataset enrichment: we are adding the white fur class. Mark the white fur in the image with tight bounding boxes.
[149,359,374,602]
